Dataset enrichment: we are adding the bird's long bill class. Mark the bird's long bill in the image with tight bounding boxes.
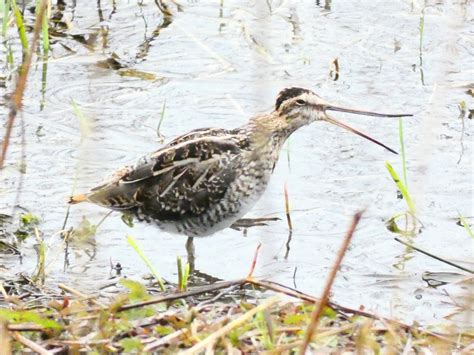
[323,106,413,155]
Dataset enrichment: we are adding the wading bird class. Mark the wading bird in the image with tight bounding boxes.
[70,87,411,237]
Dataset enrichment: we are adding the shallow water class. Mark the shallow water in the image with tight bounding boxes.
[1,0,473,327]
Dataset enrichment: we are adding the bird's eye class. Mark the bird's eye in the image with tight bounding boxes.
[295,99,306,105]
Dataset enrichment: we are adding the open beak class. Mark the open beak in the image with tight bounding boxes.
[321,104,413,155]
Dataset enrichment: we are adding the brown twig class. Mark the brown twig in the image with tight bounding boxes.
[58,283,106,307]
[118,279,246,312]
[247,243,261,278]
[249,278,409,331]
[0,0,48,169]
[0,322,11,354]
[300,210,364,354]
[143,328,188,352]
[394,238,474,274]
[49,339,109,346]
[7,324,45,332]
[284,182,293,231]
[248,278,319,304]
[11,332,52,355]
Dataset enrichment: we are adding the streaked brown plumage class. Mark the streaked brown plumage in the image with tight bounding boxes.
[70,87,411,237]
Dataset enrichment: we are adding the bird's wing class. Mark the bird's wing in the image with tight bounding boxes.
[129,127,232,173]
[85,135,246,220]
[163,127,232,148]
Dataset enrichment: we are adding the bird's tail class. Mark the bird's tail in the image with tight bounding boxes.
[68,193,88,204]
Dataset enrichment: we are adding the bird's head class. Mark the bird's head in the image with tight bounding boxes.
[273,87,412,154]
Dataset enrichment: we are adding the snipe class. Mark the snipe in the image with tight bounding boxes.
[70,87,411,237]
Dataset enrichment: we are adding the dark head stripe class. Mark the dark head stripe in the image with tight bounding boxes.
[275,87,312,110]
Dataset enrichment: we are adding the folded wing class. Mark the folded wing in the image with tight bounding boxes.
[84,131,246,222]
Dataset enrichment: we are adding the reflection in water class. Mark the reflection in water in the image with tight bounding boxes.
[396,237,474,274]
[315,0,331,11]
[284,230,292,259]
[418,9,425,86]
[62,231,98,272]
[97,0,104,22]
[185,236,195,274]
[40,61,48,111]
[136,16,172,61]
[230,217,280,231]
[393,245,415,271]
[185,236,224,285]
[185,218,281,280]
[218,0,225,33]
[422,271,466,288]
[292,266,298,289]
[96,0,113,49]
[111,261,122,277]
[388,213,422,271]
[287,6,301,43]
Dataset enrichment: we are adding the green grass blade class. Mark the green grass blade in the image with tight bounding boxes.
[127,235,166,292]
[71,99,91,140]
[177,256,190,292]
[458,213,474,239]
[41,5,49,54]
[7,42,14,66]
[182,262,190,291]
[1,0,10,37]
[32,227,46,285]
[177,256,183,291]
[156,99,166,140]
[399,118,408,187]
[386,161,415,214]
[11,1,28,50]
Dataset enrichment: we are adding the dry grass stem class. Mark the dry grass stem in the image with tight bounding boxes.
[0,0,48,169]
[247,243,262,278]
[300,210,364,354]
[11,332,52,355]
[284,182,293,231]
[182,296,280,354]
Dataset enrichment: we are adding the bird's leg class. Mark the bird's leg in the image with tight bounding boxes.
[185,237,195,274]
[230,217,281,231]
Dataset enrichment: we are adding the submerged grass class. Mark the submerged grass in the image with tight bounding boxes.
[31,227,45,285]
[385,161,418,235]
[418,7,425,85]
[458,212,474,239]
[283,182,293,231]
[385,115,419,235]
[385,161,415,215]
[1,0,10,37]
[126,235,166,292]
[399,118,408,187]
[156,99,167,142]
[71,99,91,140]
